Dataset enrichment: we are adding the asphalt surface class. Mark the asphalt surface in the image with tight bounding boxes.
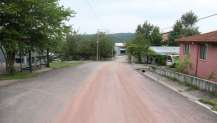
[1,57,217,123]
[0,62,102,123]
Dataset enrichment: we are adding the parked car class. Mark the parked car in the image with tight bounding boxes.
[166,55,179,66]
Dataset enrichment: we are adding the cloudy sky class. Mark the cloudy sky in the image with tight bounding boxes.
[60,0,217,34]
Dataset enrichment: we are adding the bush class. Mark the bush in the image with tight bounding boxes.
[156,55,167,65]
[175,56,191,73]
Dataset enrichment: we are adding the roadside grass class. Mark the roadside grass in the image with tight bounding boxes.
[165,73,217,111]
[0,72,37,80]
[50,61,83,69]
[199,97,217,111]
[0,61,84,81]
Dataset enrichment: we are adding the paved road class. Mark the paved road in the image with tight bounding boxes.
[1,57,217,123]
[0,62,102,123]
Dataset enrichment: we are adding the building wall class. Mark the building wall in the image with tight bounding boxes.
[180,43,217,82]
[0,49,5,63]
[197,44,217,81]
[115,46,126,56]
[115,46,121,56]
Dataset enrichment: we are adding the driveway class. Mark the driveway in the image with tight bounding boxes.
[1,57,217,123]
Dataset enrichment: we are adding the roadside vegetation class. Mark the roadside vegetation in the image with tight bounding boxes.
[0,0,114,78]
[126,11,199,64]
[175,56,191,73]
[0,61,83,80]
[168,11,200,46]
[0,0,74,74]
[200,96,217,111]
[62,32,114,61]
[50,61,83,69]
[127,21,162,63]
[0,72,37,80]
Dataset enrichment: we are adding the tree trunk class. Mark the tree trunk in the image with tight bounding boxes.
[138,54,142,63]
[28,50,32,72]
[5,51,16,74]
[46,49,50,68]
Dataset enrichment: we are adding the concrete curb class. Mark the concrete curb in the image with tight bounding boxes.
[138,70,217,115]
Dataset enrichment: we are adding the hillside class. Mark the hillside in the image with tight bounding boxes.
[81,33,135,43]
[108,33,135,43]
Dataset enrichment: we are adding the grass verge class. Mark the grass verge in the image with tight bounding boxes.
[199,97,217,111]
[0,61,84,81]
[50,61,83,69]
[0,72,37,80]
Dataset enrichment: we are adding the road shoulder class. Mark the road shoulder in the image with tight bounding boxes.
[132,63,217,115]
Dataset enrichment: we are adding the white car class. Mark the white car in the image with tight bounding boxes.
[166,55,179,66]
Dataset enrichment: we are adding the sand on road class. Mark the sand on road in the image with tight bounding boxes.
[56,60,217,123]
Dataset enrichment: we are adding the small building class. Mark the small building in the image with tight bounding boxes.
[115,43,126,56]
[0,49,47,73]
[149,46,179,56]
[178,31,217,82]
[0,49,5,73]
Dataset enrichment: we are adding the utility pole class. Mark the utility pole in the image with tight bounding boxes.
[96,30,99,61]
[111,46,114,59]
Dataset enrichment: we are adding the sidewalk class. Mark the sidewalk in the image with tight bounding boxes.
[132,63,217,114]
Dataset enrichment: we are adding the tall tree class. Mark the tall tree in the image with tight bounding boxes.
[168,20,183,46]
[136,21,162,46]
[0,0,73,73]
[127,21,162,63]
[98,32,114,59]
[62,32,114,60]
[168,11,200,46]
[150,27,163,46]
[181,11,198,28]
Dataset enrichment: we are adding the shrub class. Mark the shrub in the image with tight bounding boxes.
[207,72,216,80]
[176,56,191,73]
[157,55,167,65]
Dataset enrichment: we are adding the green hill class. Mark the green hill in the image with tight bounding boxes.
[81,33,135,43]
[108,33,135,43]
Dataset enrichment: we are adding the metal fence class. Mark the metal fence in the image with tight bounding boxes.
[149,66,217,93]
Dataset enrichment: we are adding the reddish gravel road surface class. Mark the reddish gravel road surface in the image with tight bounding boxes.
[56,57,217,123]
[0,57,217,123]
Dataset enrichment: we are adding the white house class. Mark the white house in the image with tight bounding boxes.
[115,43,126,56]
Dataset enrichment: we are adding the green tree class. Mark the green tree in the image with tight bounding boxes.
[168,20,183,46]
[63,32,81,60]
[150,27,163,46]
[0,0,73,73]
[127,33,150,63]
[168,11,200,46]
[62,32,114,60]
[127,21,162,63]
[98,33,114,59]
[136,21,162,46]
[181,11,198,28]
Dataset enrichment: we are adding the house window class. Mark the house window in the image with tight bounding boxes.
[184,44,190,55]
[200,44,208,60]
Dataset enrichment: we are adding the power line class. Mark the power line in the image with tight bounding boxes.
[84,0,104,29]
[162,13,217,32]
[197,13,217,21]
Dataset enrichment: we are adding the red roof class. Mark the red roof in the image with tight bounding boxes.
[178,30,217,42]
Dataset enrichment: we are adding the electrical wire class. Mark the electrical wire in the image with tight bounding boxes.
[162,13,217,32]
[84,0,104,31]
